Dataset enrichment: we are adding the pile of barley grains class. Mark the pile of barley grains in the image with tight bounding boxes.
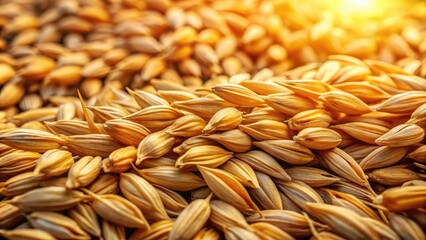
[1,57,426,239]
[0,0,426,121]
[1,0,426,239]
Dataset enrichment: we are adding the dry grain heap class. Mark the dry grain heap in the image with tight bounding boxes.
[0,0,426,239]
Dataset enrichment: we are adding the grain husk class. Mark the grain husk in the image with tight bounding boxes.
[176,145,233,170]
[157,90,198,103]
[155,185,188,217]
[242,107,286,124]
[102,220,126,240]
[219,158,259,188]
[57,102,76,121]
[193,227,221,240]
[407,103,426,126]
[224,226,261,240]
[253,140,314,165]
[331,122,390,144]
[45,120,105,136]
[250,222,295,240]
[119,172,169,221]
[376,91,426,113]
[202,129,252,152]
[319,91,371,115]
[168,196,212,240]
[287,109,332,131]
[235,150,291,181]
[343,143,380,162]
[0,82,25,109]
[240,80,292,95]
[361,217,400,240]
[276,80,331,99]
[330,181,374,202]
[239,120,293,141]
[124,105,184,131]
[375,186,426,211]
[389,213,425,240]
[0,172,44,196]
[246,210,324,238]
[318,148,371,189]
[0,129,62,152]
[277,180,324,212]
[304,203,379,240]
[87,106,127,122]
[286,167,340,187]
[8,186,86,212]
[11,108,58,126]
[103,119,150,147]
[203,107,242,134]
[34,149,74,176]
[333,82,391,103]
[293,127,342,150]
[165,114,206,137]
[265,93,317,116]
[375,123,425,147]
[28,211,90,240]
[129,220,173,240]
[135,166,206,191]
[408,145,426,163]
[88,174,120,195]
[198,165,259,213]
[249,171,282,210]
[84,190,149,229]
[60,134,124,158]
[309,231,345,240]
[209,200,251,231]
[137,131,175,164]
[103,146,137,173]
[129,89,169,108]
[0,204,23,229]
[0,228,56,240]
[173,136,219,155]
[68,203,101,238]
[211,84,264,107]
[368,166,421,186]
[139,156,176,168]
[66,156,101,189]
[359,146,408,169]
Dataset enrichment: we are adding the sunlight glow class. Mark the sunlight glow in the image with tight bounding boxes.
[345,0,373,9]
[321,0,404,24]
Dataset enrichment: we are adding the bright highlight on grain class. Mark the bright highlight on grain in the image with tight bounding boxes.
[0,0,426,239]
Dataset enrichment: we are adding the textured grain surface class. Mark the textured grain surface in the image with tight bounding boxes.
[1,0,426,239]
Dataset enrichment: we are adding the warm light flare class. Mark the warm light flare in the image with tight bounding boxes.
[323,0,405,17]
[344,0,373,9]
[320,0,411,27]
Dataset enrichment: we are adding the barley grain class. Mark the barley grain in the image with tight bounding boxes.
[84,190,149,229]
[68,203,101,238]
[0,228,56,240]
[175,145,233,170]
[202,129,252,152]
[28,211,90,240]
[129,220,173,240]
[198,165,259,213]
[235,150,291,181]
[102,220,126,240]
[66,156,101,189]
[8,186,86,212]
[119,172,169,221]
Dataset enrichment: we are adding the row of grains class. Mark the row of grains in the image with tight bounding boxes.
[1,0,426,119]
[0,0,426,239]
[0,55,426,239]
